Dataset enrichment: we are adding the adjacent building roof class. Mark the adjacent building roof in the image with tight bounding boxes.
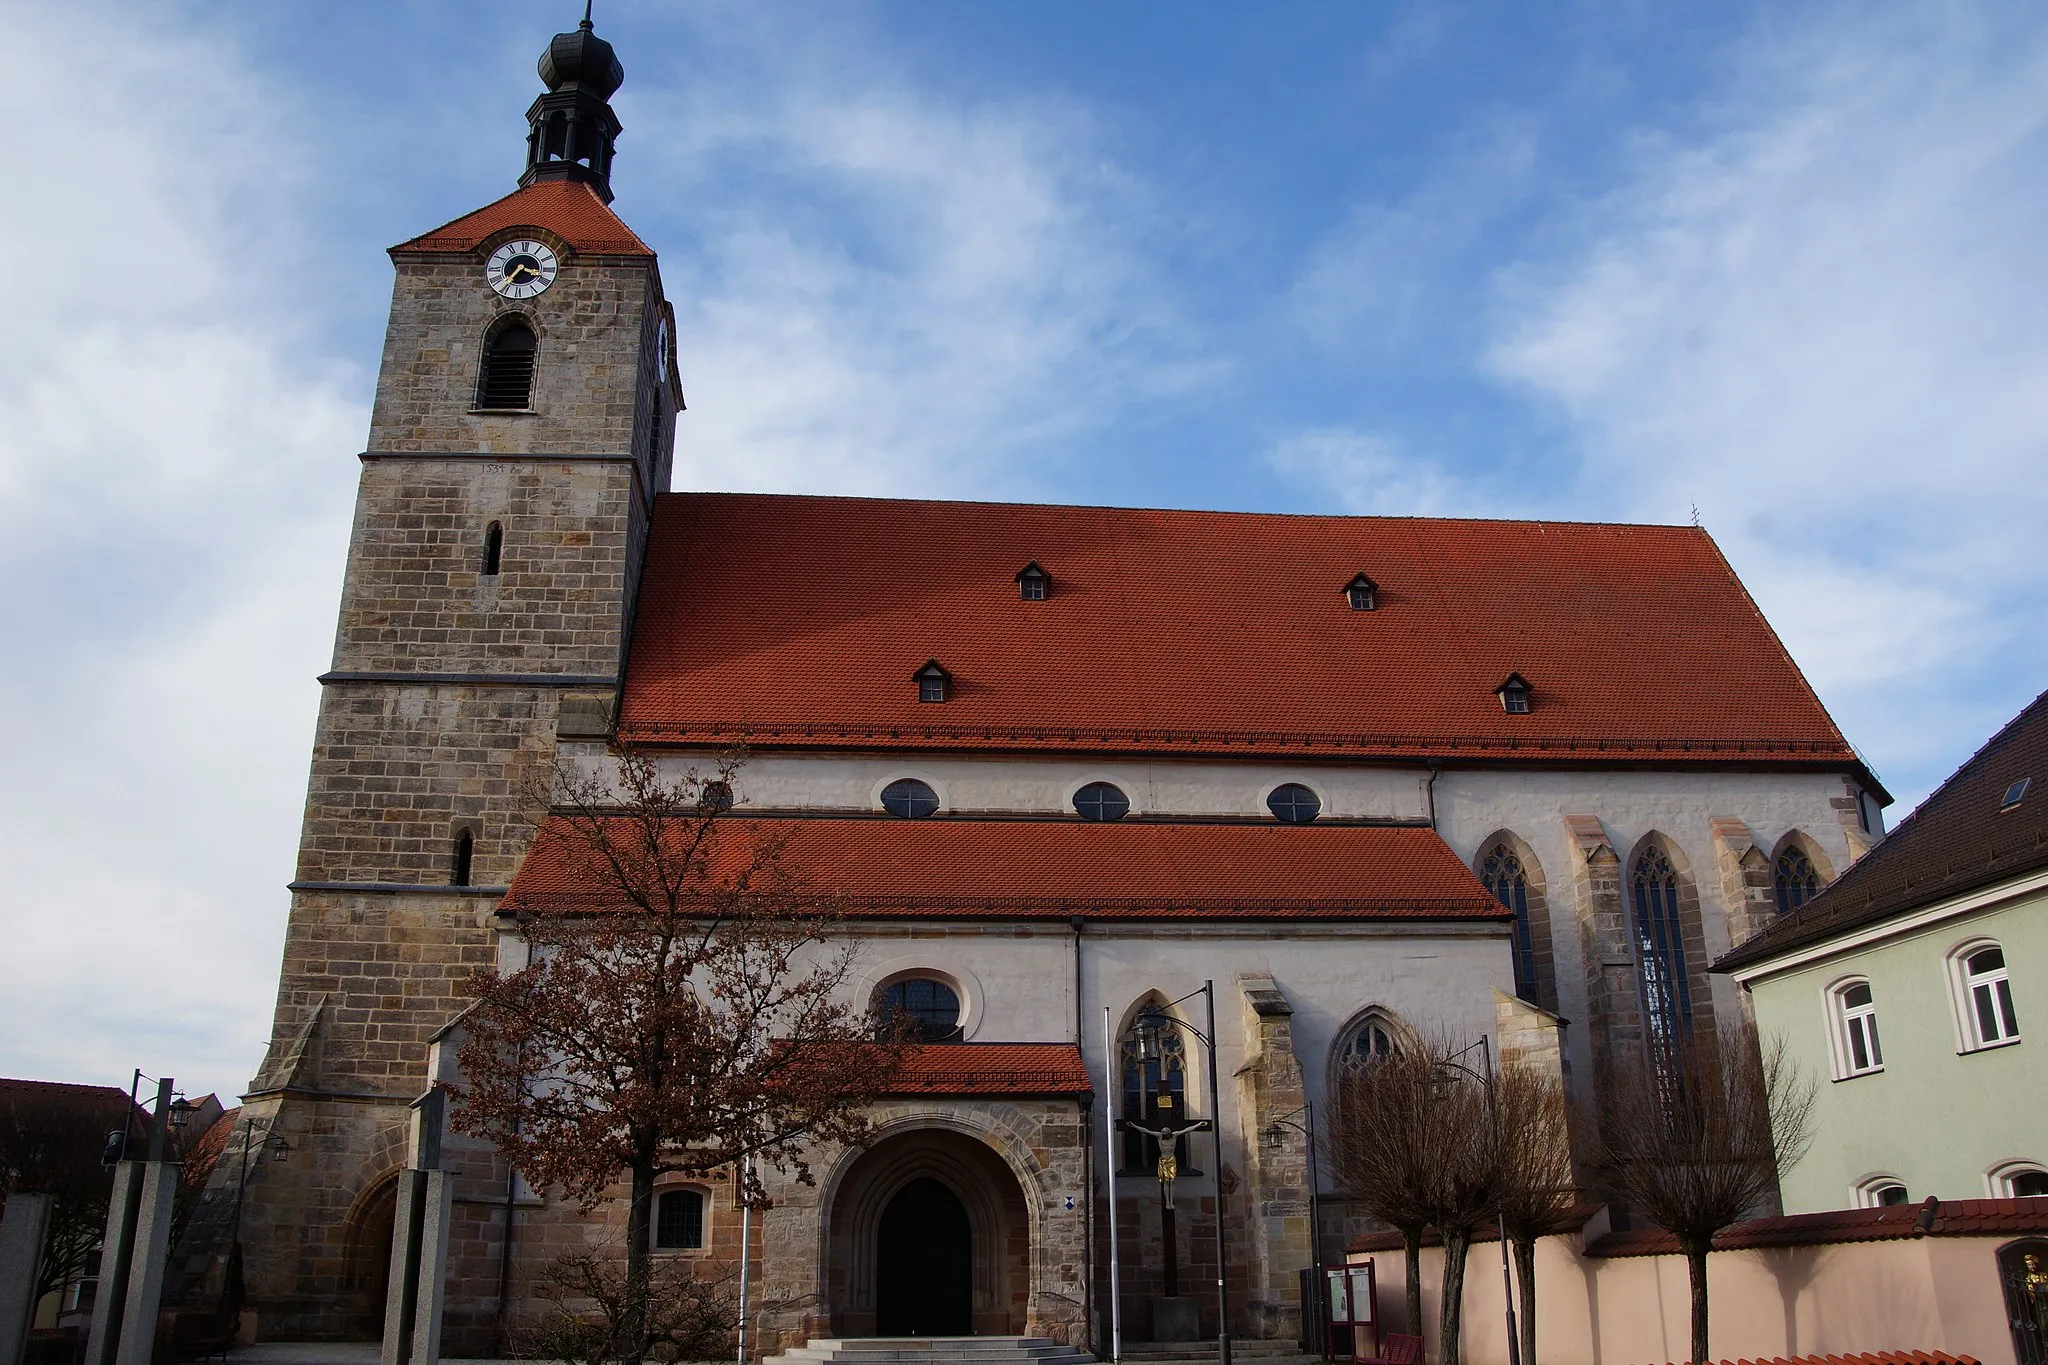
[1717,686,2048,973]
[616,493,1870,783]
[391,180,654,257]
[1345,1195,2048,1258]
[882,1044,1092,1097]
[500,815,1506,922]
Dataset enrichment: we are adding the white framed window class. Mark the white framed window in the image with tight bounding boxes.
[1855,1174,1911,1208]
[1949,939,2022,1052]
[1988,1161,2048,1198]
[653,1186,707,1251]
[1826,978,1884,1079]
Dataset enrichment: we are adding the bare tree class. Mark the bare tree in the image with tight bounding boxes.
[1414,1048,1494,1365]
[1589,1035,1815,1365]
[455,752,912,1362]
[1492,1066,1576,1365]
[1326,1048,1438,1343]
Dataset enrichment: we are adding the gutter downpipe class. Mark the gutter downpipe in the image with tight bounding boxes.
[1425,761,1441,829]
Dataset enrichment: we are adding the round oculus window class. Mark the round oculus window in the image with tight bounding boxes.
[1073,782,1130,822]
[1267,783,1322,823]
[881,978,962,1042]
[880,778,940,819]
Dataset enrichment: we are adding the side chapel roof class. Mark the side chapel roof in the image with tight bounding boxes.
[617,492,1872,781]
[500,816,1505,922]
[390,180,654,257]
[1716,685,2048,973]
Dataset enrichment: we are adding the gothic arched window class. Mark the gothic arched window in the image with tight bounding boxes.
[1774,845,1820,915]
[1632,846,1693,1059]
[1481,843,1541,1006]
[1333,1009,1404,1075]
[1120,1004,1196,1174]
[477,319,537,410]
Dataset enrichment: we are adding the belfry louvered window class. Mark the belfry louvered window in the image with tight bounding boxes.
[477,319,537,410]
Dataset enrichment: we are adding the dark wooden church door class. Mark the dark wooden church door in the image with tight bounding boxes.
[876,1177,972,1336]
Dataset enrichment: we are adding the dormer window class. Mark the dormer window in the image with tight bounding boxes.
[2002,777,2031,811]
[1343,573,1379,612]
[1497,673,1532,715]
[915,659,951,703]
[1016,562,1051,601]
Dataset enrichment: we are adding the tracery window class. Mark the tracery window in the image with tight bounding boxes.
[1632,845,1694,1077]
[1120,1005,1196,1174]
[1774,846,1820,915]
[1333,1009,1403,1075]
[879,978,963,1043]
[476,318,537,410]
[1481,843,1541,1006]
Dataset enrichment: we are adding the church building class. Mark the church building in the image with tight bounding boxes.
[202,15,1889,1354]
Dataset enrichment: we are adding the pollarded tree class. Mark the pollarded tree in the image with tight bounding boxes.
[1492,1065,1577,1365]
[1589,1035,1815,1365]
[455,752,913,1363]
[1326,1046,1438,1343]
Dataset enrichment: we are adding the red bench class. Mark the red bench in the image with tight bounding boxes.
[1359,1333,1424,1365]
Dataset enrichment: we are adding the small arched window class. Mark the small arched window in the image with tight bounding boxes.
[697,780,734,814]
[880,778,940,819]
[1073,782,1130,822]
[1960,945,2020,1048]
[1775,845,1819,914]
[654,1188,705,1250]
[1266,783,1321,823]
[1830,980,1883,1078]
[1856,1175,1910,1208]
[476,318,537,410]
[1990,1161,2048,1198]
[451,829,475,888]
[1120,1004,1198,1174]
[878,978,962,1043]
[481,522,503,577]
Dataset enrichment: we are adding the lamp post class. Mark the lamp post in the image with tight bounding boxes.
[1433,1038,1520,1365]
[1123,983,1232,1365]
[1259,1100,1322,1270]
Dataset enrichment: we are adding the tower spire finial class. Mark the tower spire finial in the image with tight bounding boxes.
[523,10,626,201]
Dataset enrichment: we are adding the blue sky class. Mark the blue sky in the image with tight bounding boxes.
[4,0,2046,1100]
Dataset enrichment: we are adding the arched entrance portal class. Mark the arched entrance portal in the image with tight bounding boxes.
[876,1178,972,1335]
[827,1125,1033,1337]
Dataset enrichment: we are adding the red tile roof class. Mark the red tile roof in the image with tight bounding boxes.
[500,815,1505,921]
[1637,1353,1979,1365]
[883,1044,1092,1097]
[391,180,654,257]
[616,494,1870,784]
[1347,1196,2048,1259]
[1586,1196,2048,1258]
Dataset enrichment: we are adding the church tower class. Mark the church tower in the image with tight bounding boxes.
[204,14,679,1340]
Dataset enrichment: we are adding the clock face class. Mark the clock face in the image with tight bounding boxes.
[656,316,672,376]
[485,240,559,299]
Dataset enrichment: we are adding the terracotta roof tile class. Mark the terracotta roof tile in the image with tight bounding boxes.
[883,1044,1091,1097]
[1636,1353,1979,1365]
[1717,686,2048,973]
[616,494,1868,779]
[501,815,1505,922]
[1586,1195,2048,1257]
[392,180,653,257]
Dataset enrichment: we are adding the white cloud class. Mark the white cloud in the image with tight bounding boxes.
[0,2,363,1100]
[1266,427,1505,519]
[1481,5,2048,802]
[625,18,1209,500]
